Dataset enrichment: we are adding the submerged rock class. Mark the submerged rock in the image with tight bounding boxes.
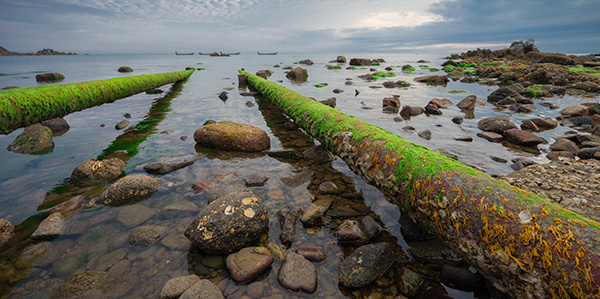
[278,206,302,246]
[70,157,125,187]
[8,124,54,154]
[194,121,270,152]
[226,247,273,283]
[296,247,326,263]
[31,212,65,241]
[338,242,395,288]
[52,271,107,299]
[128,225,167,247]
[160,275,200,299]
[414,75,448,85]
[277,252,317,293]
[40,117,70,136]
[179,279,224,299]
[143,156,201,175]
[336,220,369,243]
[185,189,269,254]
[94,174,162,206]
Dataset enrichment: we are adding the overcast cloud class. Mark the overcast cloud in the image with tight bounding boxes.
[0,0,598,54]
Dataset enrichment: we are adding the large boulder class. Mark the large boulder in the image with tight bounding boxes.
[298,59,314,65]
[285,67,308,81]
[70,157,125,186]
[503,129,544,147]
[277,252,317,293]
[226,247,273,283]
[336,55,347,63]
[185,189,269,254]
[349,58,372,66]
[509,39,525,56]
[94,174,162,206]
[35,72,64,82]
[40,117,70,136]
[117,66,133,73]
[194,121,270,152]
[8,124,54,154]
[160,275,200,299]
[0,219,15,248]
[487,86,524,104]
[338,242,395,288]
[179,279,224,299]
[414,75,449,85]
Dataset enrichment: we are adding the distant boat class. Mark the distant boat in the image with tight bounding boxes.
[175,52,194,55]
[199,52,212,55]
[223,52,240,55]
[257,52,277,55]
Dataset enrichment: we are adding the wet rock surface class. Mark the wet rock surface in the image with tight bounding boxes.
[70,157,125,186]
[185,189,269,254]
[179,279,224,299]
[31,212,65,241]
[40,117,70,136]
[194,121,270,152]
[51,271,107,299]
[143,156,201,175]
[296,247,326,263]
[0,218,15,248]
[160,275,200,299]
[338,242,395,288]
[277,252,317,293]
[128,225,167,247]
[8,124,54,154]
[94,174,162,206]
[277,205,301,246]
[226,247,273,283]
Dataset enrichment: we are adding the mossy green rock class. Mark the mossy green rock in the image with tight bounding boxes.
[194,121,270,152]
[8,124,54,154]
[117,66,133,73]
[95,174,162,206]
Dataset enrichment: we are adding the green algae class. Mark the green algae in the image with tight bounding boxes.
[327,65,341,69]
[448,90,467,93]
[371,62,380,66]
[370,72,395,81]
[0,69,194,135]
[565,65,600,76]
[313,83,328,88]
[402,66,416,72]
[442,65,455,72]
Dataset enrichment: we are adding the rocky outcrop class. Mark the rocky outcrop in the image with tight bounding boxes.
[8,124,54,154]
[117,66,133,73]
[70,157,125,186]
[184,189,269,254]
[93,174,162,206]
[336,55,347,63]
[298,59,314,65]
[194,121,270,152]
[0,46,76,56]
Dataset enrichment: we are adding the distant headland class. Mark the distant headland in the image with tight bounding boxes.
[0,46,76,56]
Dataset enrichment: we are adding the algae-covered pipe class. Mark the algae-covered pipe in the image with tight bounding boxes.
[0,69,194,134]
[241,70,600,298]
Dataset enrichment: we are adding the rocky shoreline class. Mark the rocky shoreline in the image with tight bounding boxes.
[0,46,76,56]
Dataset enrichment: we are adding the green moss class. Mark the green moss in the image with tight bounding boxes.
[327,65,341,69]
[524,84,553,98]
[419,65,429,68]
[313,83,328,88]
[456,62,476,68]
[370,72,395,81]
[442,65,456,72]
[462,69,476,75]
[371,62,380,66]
[565,65,600,76]
[0,69,194,135]
[448,90,467,93]
[402,66,416,72]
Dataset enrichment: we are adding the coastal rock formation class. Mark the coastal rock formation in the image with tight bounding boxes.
[349,58,372,66]
[194,121,270,152]
[0,46,76,56]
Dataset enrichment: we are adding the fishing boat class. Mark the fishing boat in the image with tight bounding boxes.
[257,52,277,55]
[199,52,212,55]
[209,52,230,57]
[175,52,194,55]
[223,52,240,55]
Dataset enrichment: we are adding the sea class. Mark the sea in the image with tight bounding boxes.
[0,53,588,298]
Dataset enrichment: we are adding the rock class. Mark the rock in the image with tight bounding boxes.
[336,56,347,63]
[561,105,588,117]
[396,268,424,297]
[179,279,224,299]
[526,51,575,65]
[521,118,558,131]
[333,88,343,94]
[0,219,14,248]
[2,86,19,90]
[382,97,400,109]
[277,252,317,293]
[487,86,524,104]
[40,117,70,136]
[452,116,463,124]
[400,106,424,118]
[424,102,442,115]
[185,189,269,254]
[160,275,200,299]
[194,121,270,152]
[396,80,411,87]
[573,81,600,93]
[298,59,314,65]
[226,247,273,283]
[477,131,503,143]
[336,220,369,243]
[361,216,381,238]
[244,175,268,187]
[457,95,477,110]
[550,138,579,154]
[453,136,473,142]
[577,147,600,159]
[218,91,228,101]
[128,225,167,247]
[280,169,314,188]
[429,98,453,108]
[31,212,65,241]
[441,264,484,292]
[418,130,431,140]
[338,243,395,288]
[503,129,544,146]
[296,247,326,263]
[35,72,64,82]
[509,39,525,55]
[70,157,125,187]
[94,174,161,206]
[143,156,200,175]
[52,271,107,299]
[383,81,397,88]
[117,204,156,227]
[278,206,302,246]
[509,103,537,113]
[247,282,265,298]
[414,75,448,85]
[349,58,372,66]
[255,70,271,79]
[408,238,462,266]
[286,67,307,81]
[319,97,336,108]
[302,145,335,162]
[8,124,54,154]
[546,151,575,160]
[117,66,133,73]
[477,116,517,134]
[115,120,130,130]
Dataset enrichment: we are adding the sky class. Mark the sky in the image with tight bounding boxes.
[0,0,599,54]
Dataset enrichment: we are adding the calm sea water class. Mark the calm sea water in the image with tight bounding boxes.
[0,53,586,298]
